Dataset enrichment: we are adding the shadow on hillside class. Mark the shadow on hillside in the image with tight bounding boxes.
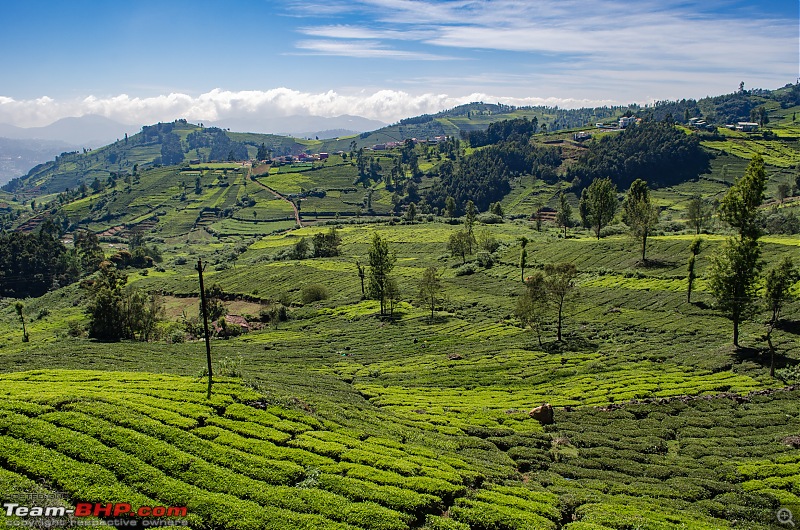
[637,258,677,269]
[777,319,800,336]
[733,346,800,369]
[533,335,599,354]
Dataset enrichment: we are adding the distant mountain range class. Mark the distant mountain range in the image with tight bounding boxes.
[0,115,137,147]
[0,137,77,185]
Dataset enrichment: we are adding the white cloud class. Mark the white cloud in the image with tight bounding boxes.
[294,40,456,60]
[0,88,623,128]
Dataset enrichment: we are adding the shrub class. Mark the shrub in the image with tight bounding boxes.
[301,284,329,304]
[455,263,477,276]
[477,213,503,224]
[476,251,494,268]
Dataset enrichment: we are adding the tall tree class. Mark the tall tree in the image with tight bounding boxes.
[257,142,269,161]
[418,266,442,323]
[709,237,761,347]
[406,202,417,223]
[544,263,578,342]
[87,263,128,341]
[710,155,767,347]
[447,230,472,264]
[355,260,366,297]
[367,233,396,317]
[582,177,618,239]
[719,154,766,241]
[556,191,572,238]
[686,238,702,303]
[519,237,528,282]
[14,302,28,343]
[579,188,590,229]
[686,194,711,235]
[464,200,477,252]
[515,271,548,347]
[764,257,799,377]
[445,196,457,218]
[73,230,105,274]
[623,179,659,262]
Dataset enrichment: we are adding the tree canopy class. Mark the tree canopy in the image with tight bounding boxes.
[0,223,78,298]
[426,139,560,212]
[579,177,618,239]
[622,179,659,262]
[567,120,710,190]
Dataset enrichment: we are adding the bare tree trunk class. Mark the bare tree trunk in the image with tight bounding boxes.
[768,333,775,378]
[196,259,213,399]
[557,302,563,341]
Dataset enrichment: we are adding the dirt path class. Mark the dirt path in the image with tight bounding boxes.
[248,167,302,227]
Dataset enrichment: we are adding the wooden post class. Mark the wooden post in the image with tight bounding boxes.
[196,259,213,399]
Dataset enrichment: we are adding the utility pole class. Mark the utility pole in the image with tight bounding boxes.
[196,258,213,399]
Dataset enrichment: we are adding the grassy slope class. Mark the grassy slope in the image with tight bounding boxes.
[0,99,799,530]
[0,219,798,529]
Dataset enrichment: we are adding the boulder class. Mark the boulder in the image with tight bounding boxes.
[529,403,554,425]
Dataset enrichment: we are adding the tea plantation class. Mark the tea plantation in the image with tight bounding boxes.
[0,217,798,529]
[0,93,799,529]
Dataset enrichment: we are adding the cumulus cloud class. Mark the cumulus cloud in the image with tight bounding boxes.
[0,88,618,128]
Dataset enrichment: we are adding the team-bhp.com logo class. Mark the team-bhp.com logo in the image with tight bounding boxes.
[3,498,188,527]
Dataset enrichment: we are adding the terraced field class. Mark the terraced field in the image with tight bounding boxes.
[2,114,800,529]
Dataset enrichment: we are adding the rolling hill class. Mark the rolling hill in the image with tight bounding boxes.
[0,84,798,530]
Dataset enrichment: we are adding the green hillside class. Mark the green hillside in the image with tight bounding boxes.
[1,121,307,199]
[0,220,798,529]
[0,85,799,530]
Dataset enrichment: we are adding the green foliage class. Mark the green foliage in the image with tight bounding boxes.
[290,236,310,260]
[719,154,767,240]
[302,283,329,304]
[544,262,578,342]
[86,263,163,342]
[445,196,457,218]
[466,117,539,148]
[580,178,618,239]
[516,271,548,346]
[686,194,712,234]
[764,257,799,374]
[73,230,104,274]
[454,262,477,276]
[568,120,710,189]
[203,283,227,323]
[556,191,572,236]
[765,257,798,325]
[708,237,762,346]
[0,223,77,297]
[313,227,343,258]
[160,132,184,166]
[686,238,702,304]
[622,179,659,261]
[418,266,442,322]
[367,233,396,317]
[427,139,560,212]
[447,230,474,264]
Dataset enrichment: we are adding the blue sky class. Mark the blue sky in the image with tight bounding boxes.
[0,0,797,127]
